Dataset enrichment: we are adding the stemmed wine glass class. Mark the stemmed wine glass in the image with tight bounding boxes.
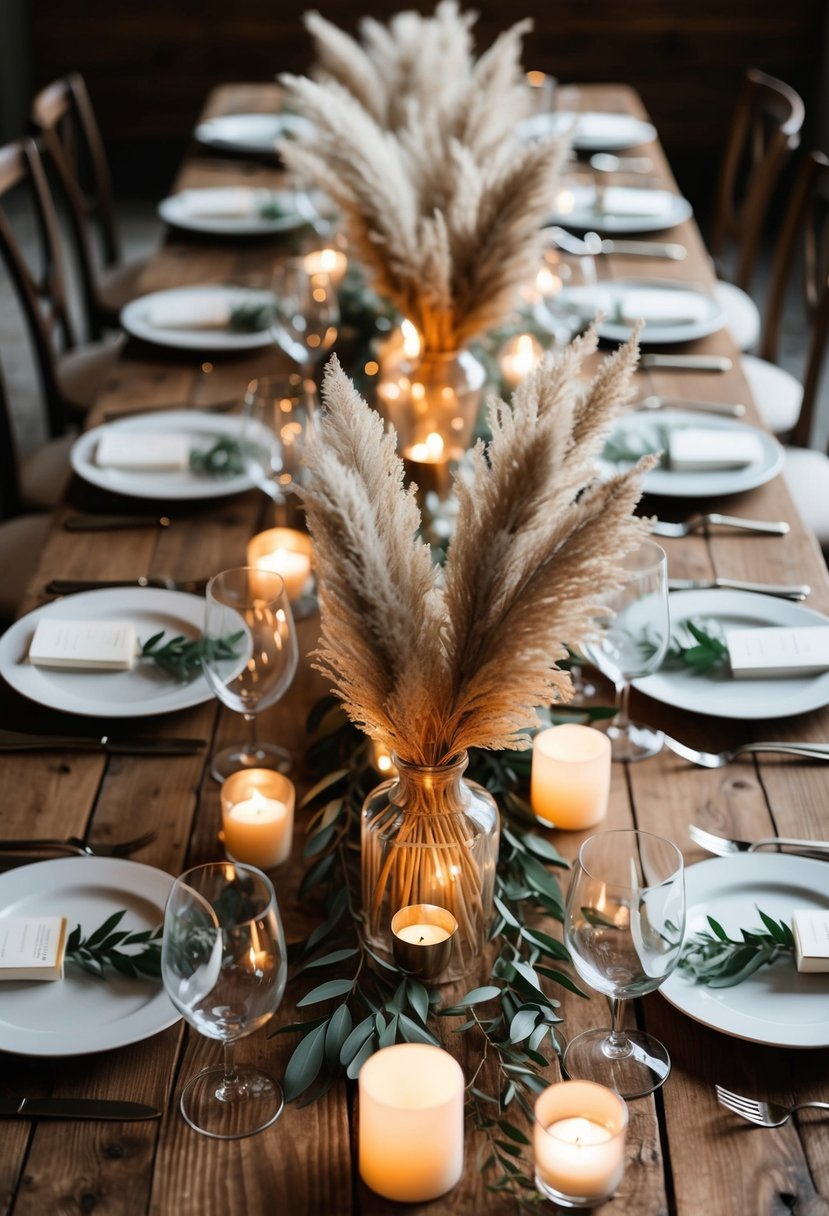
[202,567,299,782]
[581,540,669,762]
[270,258,338,389]
[563,829,685,1099]
[242,372,316,517]
[533,236,597,347]
[162,862,287,1139]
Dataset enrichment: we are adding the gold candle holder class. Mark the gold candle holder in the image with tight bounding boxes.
[391,904,458,979]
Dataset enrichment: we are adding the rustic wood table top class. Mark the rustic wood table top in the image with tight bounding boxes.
[1,81,828,1216]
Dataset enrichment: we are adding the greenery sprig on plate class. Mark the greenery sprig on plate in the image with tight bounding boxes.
[190,436,259,479]
[640,617,729,675]
[679,911,794,987]
[139,629,244,682]
[67,910,162,979]
[229,301,275,333]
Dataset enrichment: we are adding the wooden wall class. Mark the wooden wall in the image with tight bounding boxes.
[28,0,828,212]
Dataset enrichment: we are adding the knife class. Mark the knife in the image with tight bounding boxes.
[669,578,811,601]
[594,239,687,261]
[0,730,205,755]
[636,395,745,417]
[65,515,172,531]
[640,354,733,372]
[0,1097,161,1121]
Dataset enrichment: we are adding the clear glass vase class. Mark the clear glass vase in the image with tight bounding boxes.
[377,346,486,466]
[361,751,499,982]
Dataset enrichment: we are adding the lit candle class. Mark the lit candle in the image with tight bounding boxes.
[391,904,458,978]
[359,1043,464,1202]
[531,724,611,830]
[404,431,446,464]
[534,1081,628,1206]
[302,247,348,285]
[246,527,313,601]
[369,739,398,778]
[221,769,295,869]
[499,333,544,389]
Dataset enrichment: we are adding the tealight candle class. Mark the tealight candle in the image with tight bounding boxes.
[359,1043,464,1202]
[499,333,544,389]
[391,904,457,979]
[221,769,295,869]
[530,724,611,831]
[246,527,313,602]
[302,246,348,285]
[369,739,398,778]
[534,1080,628,1207]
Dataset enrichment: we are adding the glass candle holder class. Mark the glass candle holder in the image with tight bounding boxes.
[221,768,295,869]
[530,724,611,830]
[534,1080,628,1208]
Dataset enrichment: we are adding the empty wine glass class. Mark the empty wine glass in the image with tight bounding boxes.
[162,861,287,1138]
[532,235,597,347]
[202,567,299,782]
[580,540,669,762]
[270,257,338,388]
[242,373,316,513]
[563,829,685,1099]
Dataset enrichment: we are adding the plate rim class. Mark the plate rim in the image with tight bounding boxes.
[158,187,306,236]
[193,111,311,153]
[120,285,274,352]
[520,109,657,151]
[661,853,829,1048]
[0,856,178,1057]
[557,276,725,345]
[551,184,693,234]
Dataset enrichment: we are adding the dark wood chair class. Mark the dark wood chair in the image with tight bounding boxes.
[31,74,150,339]
[0,137,121,438]
[0,368,53,625]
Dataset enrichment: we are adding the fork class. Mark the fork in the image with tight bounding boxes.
[689,823,829,858]
[45,576,209,596]
[0,830,158,858]
[652,513,789,538]
[664,735,829,768]
[715,1086,829,1127]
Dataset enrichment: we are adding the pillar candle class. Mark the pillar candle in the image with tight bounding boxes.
[246,527,313,601]
[221,769,295,869]
[530,724,611,830]
[534,1080,628,1206]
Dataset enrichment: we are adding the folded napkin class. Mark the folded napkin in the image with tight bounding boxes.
[177,188,256,219]
[574,112,629,140]
[28,618,137,670]
[599,187,674,217]
[96,432,191,471]
[727,626,829,679]
[616,289,711,327]
[145,293,231,330]
[668,428,764,471]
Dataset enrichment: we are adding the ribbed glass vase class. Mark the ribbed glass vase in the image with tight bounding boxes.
[361,751,499,982]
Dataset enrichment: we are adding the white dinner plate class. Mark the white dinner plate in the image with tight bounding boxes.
[158,187,314,236]
[552,278,725,345]
[661,854,829,1049]
[519,110,657,151]
[634,589,829,720]
[550,183,692,234]
[121,286,275,352]
[71,410,264,502]
[0,857,178,1056]
[193,112,313,156]
[600,410,784,499]
[0,588,216,718]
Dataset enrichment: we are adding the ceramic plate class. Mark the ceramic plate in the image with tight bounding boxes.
[635,589,829,720]
[600,409,784,499]
[552,278,725,345]
[158,187,314,236]
[550,183,692,234]
[519,110,657,151]
[193,112,313,155]
[0,857,178,1056]
[661,854,829,1048]
[121,286,275,352]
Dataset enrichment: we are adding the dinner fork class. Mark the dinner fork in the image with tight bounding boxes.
[664,735,829,768]
[715,1086,829,1128]
[651,514,790,539]
[45,576,209,596]
[688,823,829,858]
[0,830,158,858]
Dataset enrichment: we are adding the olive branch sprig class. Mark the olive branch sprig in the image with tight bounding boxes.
[679,911,795,987]
[139,629,245,683]
[66,910,162,980]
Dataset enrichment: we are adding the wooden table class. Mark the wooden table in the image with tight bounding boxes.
[2,82,828,1216]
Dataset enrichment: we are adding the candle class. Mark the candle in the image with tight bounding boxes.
[499,333,543,389]
[221,769,295,869]
[368,739,398,777]
[302,246,348,286]
[531,724,611,830]
[358,1043,464,1202]
[534,1080,627,1207]
[246,527,313,602]
[391,904,457,979]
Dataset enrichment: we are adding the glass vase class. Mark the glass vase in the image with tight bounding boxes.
[376,345,486,466]
[361,751,499,982]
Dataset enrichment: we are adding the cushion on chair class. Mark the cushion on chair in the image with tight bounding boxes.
[56,334,124,414]
[19,434,74,511]
[0,514,52,625]
[741,354,802,435]
[714,280,761,352]
[97,256,151,318]
[782,446,829,550]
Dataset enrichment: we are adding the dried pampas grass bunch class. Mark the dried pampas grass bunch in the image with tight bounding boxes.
[299,329,655,770]
[278,3,568,352]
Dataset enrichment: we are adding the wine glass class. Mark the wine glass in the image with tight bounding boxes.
[270,257,338,389]
[533,235,597,347]
[580,540,669,762]
[162,861,288,1139]
[202,567,299,782]
[563,829,685,1099]
[243,373,316,516]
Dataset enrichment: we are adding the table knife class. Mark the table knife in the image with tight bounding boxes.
[0,730,205,755]
[0,1097,161,1121]
[636,395,745,417]
[640,354,733,372]
[597,239,687,260]
[65,515,172,531]
[668,577,811,601]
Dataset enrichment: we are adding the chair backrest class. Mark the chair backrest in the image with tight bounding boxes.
[710,69,805,292]
[31,74,119,339]
[0,137,77,438]
[0,364,22,519]
[759,150,829,449]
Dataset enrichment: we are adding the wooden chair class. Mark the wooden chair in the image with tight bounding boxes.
[31,74,149,340]
[0,137,121,438]
[0,370,53,626]
[710,69,805,353]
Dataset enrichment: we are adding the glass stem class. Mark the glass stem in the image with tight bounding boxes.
[603,998,632,1059]
[215,1040,248,1103]
[615,679,632,729]
[243,714,258,763]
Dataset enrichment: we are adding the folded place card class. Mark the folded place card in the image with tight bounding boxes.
[179,187,255,218]
[792,910,829,973]
[600,187,674,217]
[146,293,231,330]
[668,428,764,471]
[726,626,829,680]
[96,432,191,471]
[0,916,68,981]
[28,618,137,671]
[617,289,711,327]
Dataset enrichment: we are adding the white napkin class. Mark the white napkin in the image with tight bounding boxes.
[599,187,674,217]
[617,289,711,327]
[668,428,764,471]
[145,292,231,330]
[28,618,137,670]
[177,188,255,219]
[96,432,191,471]
[727,626,829,679]
[574,112,627,140]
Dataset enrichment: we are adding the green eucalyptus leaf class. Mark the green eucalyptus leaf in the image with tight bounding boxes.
[296,978,354,1007]
[284,1022,328,1101]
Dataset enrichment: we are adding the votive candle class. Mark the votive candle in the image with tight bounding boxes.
[221,769,295,869]
[246,527,313,602]
[499,332,543,389]
[534,1080,628,1207]
[531,724,611,830]
[391,904,458,978]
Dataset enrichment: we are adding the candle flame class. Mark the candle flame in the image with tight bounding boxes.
[401,319,421,359]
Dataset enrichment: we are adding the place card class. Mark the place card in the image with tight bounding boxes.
[28,618,137,671]
[792,910,829,973]
[668,428,763,471]
[178,187,255,218]
[0,916,68,981]
[146,294,231,330]
[726,626,829,680]
[617,289,710,327]
[96,432,191,471]
[600,187,673,217]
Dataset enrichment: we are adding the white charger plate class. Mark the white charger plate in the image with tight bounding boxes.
[550,183,692,234]
[158,187,312,236]
[193,112,313,155]
[121,286,274,352]
[554,278,725,345]
[661,854,829,1049]
[600,409,784,499]
[519,110,657,151]
[71,410,263,502]
[0,588,215,718]
[634,589,829,720]
[0,857,178,1056]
